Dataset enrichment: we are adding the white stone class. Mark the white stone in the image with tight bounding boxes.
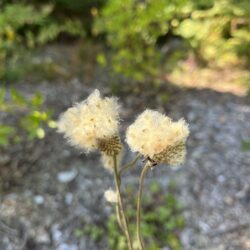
[57,243,78,250]
[34,195,45,205]
[57,169,78,183]
[65,193,73,205]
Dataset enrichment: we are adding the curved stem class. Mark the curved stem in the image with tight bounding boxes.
[113,155,133,250]
[136,161,152,250]
[119,154,141,176]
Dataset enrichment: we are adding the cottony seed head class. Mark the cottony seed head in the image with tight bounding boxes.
[57,89,120,152]
[126,109,189,165]
[152,141,186,165]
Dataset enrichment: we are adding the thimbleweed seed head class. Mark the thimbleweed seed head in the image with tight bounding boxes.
[152,141,186,165]
[104,188,117,203]
[126,109,189,165]
[57,89,120,153]
[98,135,122,156]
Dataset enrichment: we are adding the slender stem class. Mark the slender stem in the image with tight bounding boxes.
[115,203,125,232]
[136,161,152,250]
[119,154,141,176]
[113,155,133,250]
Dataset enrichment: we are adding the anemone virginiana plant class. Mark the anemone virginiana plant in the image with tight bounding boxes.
[57,89,189,250]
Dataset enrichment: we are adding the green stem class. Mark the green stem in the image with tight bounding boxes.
[113,155,133,250]
[136,161,152,250]
[119,154,141,176]
[115,203,125,232]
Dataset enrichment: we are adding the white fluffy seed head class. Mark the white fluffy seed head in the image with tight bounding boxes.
[57,89,120,152]
[126,109,189,165]
[104,188,117,203]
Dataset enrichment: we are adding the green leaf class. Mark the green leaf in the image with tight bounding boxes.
[31,92,43,107]
[36,127,45,139]
[48,120,57,128]
[0,125,15,146]
[10,88,27,106]
[96,53,107,66]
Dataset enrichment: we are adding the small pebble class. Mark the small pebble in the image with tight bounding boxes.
[57,169,78,183]
[34,195,45,205]
[65,193,73,205]
[57,243,78,250]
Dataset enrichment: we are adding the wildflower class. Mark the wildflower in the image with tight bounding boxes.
[126,109,189,165]
[104,188,117,203]
[57,89,121,153]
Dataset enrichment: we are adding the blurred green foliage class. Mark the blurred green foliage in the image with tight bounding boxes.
[0,2,85,81]
[241,139,250,151]
[74,182,184,249]
[95,0,250,83]
[0,87,55,147]
[175,0,250,66]
[95,0,179,82]
[1,0,249,83]
[74,224,104,242]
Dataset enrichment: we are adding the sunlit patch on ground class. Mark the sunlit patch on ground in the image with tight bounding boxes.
[167,57,250,96]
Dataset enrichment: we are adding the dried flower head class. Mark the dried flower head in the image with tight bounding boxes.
[104,188,117,203]
[126,109,189,165]
[57,89,121,153]
[98,135,122,156]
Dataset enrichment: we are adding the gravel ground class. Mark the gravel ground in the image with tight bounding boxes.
[0,78,249,250]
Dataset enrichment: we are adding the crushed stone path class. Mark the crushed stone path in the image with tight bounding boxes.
[0,82,249,250]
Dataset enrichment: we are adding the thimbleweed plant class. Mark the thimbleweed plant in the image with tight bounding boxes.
[57,89,189,250]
